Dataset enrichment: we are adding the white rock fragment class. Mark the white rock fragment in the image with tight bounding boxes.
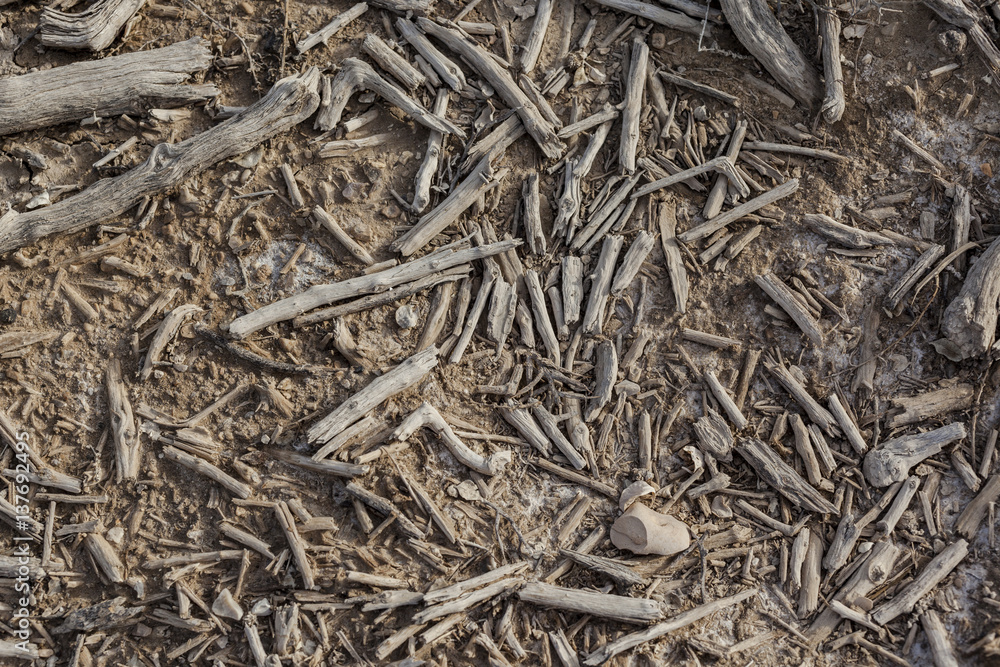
[395,304,419,329]
[106,526,125,545]
[212,588,244,620]
[610,502,690,556]
[619,480,656,511]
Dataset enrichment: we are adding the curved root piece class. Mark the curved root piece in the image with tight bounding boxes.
[393,402,512,476]
[315,58,464,137]
[140,305,202,381]
[40,0,146,51]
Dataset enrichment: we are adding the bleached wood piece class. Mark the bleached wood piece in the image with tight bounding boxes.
[941,235,1000,359]
[275,501,316,590]
[363,33,425,90]
[396,17,466,91]
[0,69,318,253]
[719,0,822,106]
[611,231,655,294]
[765,360,839,436]
[582,589,756,665]
[487,278,518,351]
[296,2,368,53]
[313,206,374,266]
[954,473,1000,539]
[736,438,837,514]
[163,446,251,498]
[586,340,618,422]
[275,450,369,478]
[679,178,799,243]
[557,107,618,139]
[533,404,587,470]
[522,174,546,256]
[735,498,796,536]
[620,38,649,174]
[798,531,822,618]
[229,239,519,338]
[822,512,859,572]
[220,523,275,559]
[521,0,553,72]
[279,163,306,209]
[704,370,748,430]
[450,256,499,364]
[572,173,640,250]
[555,119,613,239]
[659,71,740,106]
[418,281,455,352]
[818,2,845,122]
[317,133,393,157]
[801,213,892,248]
[140,304,201,381]
[889,384,973,428]
[704,120,748,219]
[632,155,749,200]
[394,402,511,475]
[0,37,215,138]
[863,422,966,487]
[400,473,458,544]
[755,273,823,345]
[520,583,662,624]
[693,407,734,462]
[106,360,140,481]
[416,577,525,624]
[790,527,809,587]
[886,243,946,312]
[86,533,125,583]
[581,235,624,335]
[346,482,423,539]
[526,270,561,366]
[828,394,868,455]
[591,0,708,36]
[413,90,450,214]
[742,142,847,163]
[657,201,689,313]
[790,413,823,487]
[417,18,563,159]
[316,58,462,135]
[871,539,968,625]
[876,475,920,535]
[561,256,584,326]
[308,346,439,445]
[921,609,959,667]
[39,0,145,51]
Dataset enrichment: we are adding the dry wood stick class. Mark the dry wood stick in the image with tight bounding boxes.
[581,235,623,335]
[526,270,561,366]
[396,17,466,91]
[220,523,275,559]
[487,278,518,351]
[521,0,554,73]
[106,359,140,482]
[659,71,740,106]
[921,609,959,667]
[633,155,749,200]
[863,422,966,487]
[141,304,201,381]
[85,534,125,583]
[533,404,587,470]
[620,38,649,173]
[798,531,822,618]
[818,2,845,122]
[274,450,369,478]
[755,273,823,344]
[393,402,511,475]
[871,539,968,625]
[417,18,563,159]
[612,231,655,294]
[413,90,450,214]
[704,120,748,219]
[450,256,499,364]
[591,0,708,36]
[954,473,1000,540]
[415,577,524,624]
[555,119,613,239]
[888,384,973,428]
[296,2,368,53]
[163,446,251,498]
[679,178,799,243]
[520,583,662,624]
[417,281,455,352]
[523,174,546,256]
[828,394,868,455]
[0,69,318,253]
[362,33,425,90]
[657,201,689,314]
[400,473,458,544]
[276,501,316,590]
[765,360,839,436]
[313,206,373,265]
[39,0,145,51]
[941,235,1000,359]
[741,142,847,163]
[704,370,749,430]
[736,439,838,514]
[801,213,892,248]
[586,340,618,422]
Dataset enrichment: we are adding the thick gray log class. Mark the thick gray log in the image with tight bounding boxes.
[39,0,145,51]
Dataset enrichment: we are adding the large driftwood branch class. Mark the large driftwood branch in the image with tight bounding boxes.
[0,38,216,138]
[39,0,145,51]
[941,235,1000,359]
[228,239,520,339]
[315,58,463,136]
[0,68,319,254]
[417,18,563,160]
[719,0,822,107]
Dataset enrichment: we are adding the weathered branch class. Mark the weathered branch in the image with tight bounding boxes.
[941,235,1000,359]
[392,402,511,475]
[39,0,145,51]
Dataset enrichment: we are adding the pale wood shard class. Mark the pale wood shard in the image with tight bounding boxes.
[558,107,618,140]
[892,128,947,172]
[276,501,316,590]
[705,120,748,219]
[611,231,655,295]
[461,115,524,173]
[417,18,563,159]
[921,609,960,667]
[0,69,318,254]
[521,0,553,73]
[633,155,749,200]
[274,450,369,478]
[556,120,613,239]
[954,473,1000,540]
[362,33,425,90]
[736,438,838,514]
[863,422,967,487]
[562,256,584,326]
[228,239,519,338]
[798,531,822,618]
[313,206,374,265]
[582,589,757,665]
[582,235,624,335]
[0,331,58,357]
[657,201,689,313]
[317,133,393,157]
[572,174,641,251]
[416,577,525,624]
[885,243,946,312]
[316,58,463,135]
[828,394,868,455]
[693,407,734,462]
[822,512,859,573]
[532,404,587,470]
[741,142,848,163]
[106,360,140,481]
[393,402,511,475]
[801,213,892,248]
[523,174,546,256]
[0,38,216,138]
[586,340,618,422]
[399,473,457,544]
[296,2,368,53]
[395,18,467,92]
[503,405,553,457]
[163,446,252,498]
[877,475,921,535]
[819,2,845,122]
[526,269,562,366]
[790,413,825,488]
[450,255,499,364]
[756,273,823,344]
[519,582,663,624]
[620,38,649,174]
[591,0,709,36]
[659,71,740,107]
[220,523,276,559]
[871,539,969,625]
[414,90,450,214]
[393,154,509,256]
[719,0,822,106]
[888,383,973,428]
[487,278,518,351]
[85,533,125,583]
[308,346,439,446]
[39,0,145,51]
[140,304,201,381]
[679,178,799,243]
[704,370,748,430]
[941,235,1000,359]
[418,281,455,353]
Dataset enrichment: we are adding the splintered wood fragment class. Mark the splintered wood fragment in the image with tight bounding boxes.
[798,531,822,618]
[828,394,868,455]
[395,18,466,91]
[790,413,825,488]
[312,206,374,265]
[591,0,709,36]
[418,281,455,352]
[954,474,1000,540]
[424,562,529,605]
[891,128,946,172]
[877,475,921,535]
[400,474,457,544]
[693,407,734,461]
[296,2,368,53]
[104,359,141,482]
[163,446,251,498]
[756,273,823,344]
[620,38,649,173]
[523,174,546,256]
[863,422,966,487]
[362,33,425,90]
[741,142,848,163]
[345,482,423,539]
[679,178,799,243]
[487,279,518,351]
[734,349,760,411]
[141,304,201,381]
[633,155,749,200]
[582,588,756,665]
[317,133,392,157]
[921,610,959,667]
[393,402,511,475]
[85,533,125,583]
[582,235,624,335]
[818,2,845,122]
[889,384,973,428]
[521,0,553,72]
[556,120,613,239]
[533,404,587,470]
[39,0,145,51]
[526,270,561,366]
[718,0,822,106]
[611,231,655,294]
[450,257,499,364]
[657,201,689,313]
[737,439,838,514]
[586,340,618,422]
[823,512,859,573]
[0,331,57,357]
[871,539,968,625]
[220,523,276,559]
[532,457,618,498]
[659,71,740,106]
[280,163,305,209]
[520,583,662,624]
[885,243,945,313]
[0,68,317,253]
[417,18,563,159]
[308,346,438,445]
[413,90,449,213]
[573,174,640,250]
[229,239,518,338]
[682,328,741,349]
[394,154,508,256]
[941,235,1000,359]
[765,359,839,436]
[704,371,748,430]
[275,501,316,590]
[503,405,552,456]
[562,256,584,326]
[274,450,369,478]
[558,108,618,139]
[801,213,891,248]
[416,577,525,624]
[316,58,462,135]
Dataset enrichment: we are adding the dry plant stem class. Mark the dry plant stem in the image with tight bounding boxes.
[393,402,512,475]
[741,142,847,163]
[362,33,425,90]
[558,107,618,139]
[417,281,455,352]
[519,583,662,624]
[582,588,756,665]
[313,206,374,265]
[562,256,584,325]
[871,539,968,625]
[106,360,140,481]
[275,501,316,590]
[828,394,867,455]
[704,120,748,219]
[417,18,563,159]
[679,178,799,243]
[755,273,823,345]
[295,2,368,53]
[533,405,587,470]
[889,384,973,428]
[581,235,624,335]
[521,0,553,72]
[555,119,613,239]
[612,230,655,294]
[414,577,524,624]
[526,270,561,366]
[461,114,523,173]
[658,72,740,106]
[818,2,845,122]
[163,446,251,499]
[633,155,749,200]
[798,531,822,617]
[413,90,450,214]
[704,370,748,430]
[219,523,275,559]
[718,0,822,106]
[822,512,859,572]
[86,534,125,583]
[921,609,959,667]
[140,304,201,381]
[399,473,458,544]
[886,243,945,312]
[941,235,1000,359]
[0,38,215,137]
[766,361,838,436]
[876,475,920,535]
[736,439,838,514]
[523,174,546,255]
[954,474,1000,539]
[393,154,509,256]
[316,58,462,135]
[620,38,649,174]
[308,346,439,445]
[591,0,708,36]
[450,258,499,363]
[229,239,519,338]
[863,422,967,487]
[395,18,466,91]
[274,450,369,478]
[801,213,892,248]
[658,201,689,313]
[487,278,518,350]
[39,0,145,51]
[0,69,319,254]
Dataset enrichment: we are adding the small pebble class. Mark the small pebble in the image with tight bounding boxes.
[0,307,16,325]
[395,305,418,329]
